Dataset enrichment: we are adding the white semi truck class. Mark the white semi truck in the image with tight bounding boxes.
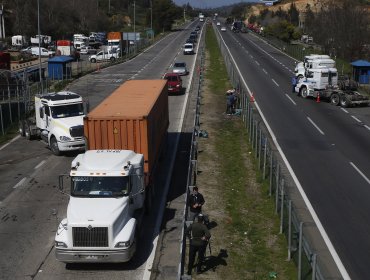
[55,150,145,263]
[295,54,335,79]
[19,91,86,155]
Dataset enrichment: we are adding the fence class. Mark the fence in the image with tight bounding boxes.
[178,26,342,279]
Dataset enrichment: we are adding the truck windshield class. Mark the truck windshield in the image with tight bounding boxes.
[71,176,130,197]
[50,103,84,119]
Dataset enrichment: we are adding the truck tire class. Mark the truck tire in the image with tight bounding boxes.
[24,120,32,140]
[340,97,350,108]
[110,57,116,62]
[330,93,340,106]
[90,58,96,63]
[50,137,61,156]
[300,87,308,98]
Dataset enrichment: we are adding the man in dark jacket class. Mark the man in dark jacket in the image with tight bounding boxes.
[188,186,205,221]
[186,214,211,275]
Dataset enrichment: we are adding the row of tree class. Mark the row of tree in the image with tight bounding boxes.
[2,0,198,43]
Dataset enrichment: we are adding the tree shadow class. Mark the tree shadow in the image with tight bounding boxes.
[202,249,228,272]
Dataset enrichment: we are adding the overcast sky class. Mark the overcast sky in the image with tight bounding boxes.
[173,0,257,9]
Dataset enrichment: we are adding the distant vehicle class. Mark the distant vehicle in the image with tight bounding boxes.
[172,62,188,76]
[80,46,97,55]
[22,46,55,57]
[164,73,182,94]
[195,25,201,32]
[217,22,221,26]
[221,27,226,32]
[183,43,194,55]
[89,49,119,63]
[56,40,80,61]
[12,35,27,48]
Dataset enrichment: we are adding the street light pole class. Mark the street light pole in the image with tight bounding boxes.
[37,0,43,93]
[150,0,153,42]
[133,0,136,54]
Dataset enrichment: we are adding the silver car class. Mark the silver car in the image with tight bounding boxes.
[172,62,188,76]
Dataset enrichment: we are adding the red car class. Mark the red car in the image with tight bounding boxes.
[164,73,183,94]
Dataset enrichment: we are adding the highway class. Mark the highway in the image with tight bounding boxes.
[215,23,370,279]
[0,21,203,280]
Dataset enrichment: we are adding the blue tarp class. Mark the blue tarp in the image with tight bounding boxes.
[48,55,74,63]
[350,60,370,67]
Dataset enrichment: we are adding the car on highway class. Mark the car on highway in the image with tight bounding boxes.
[172,62,188,76]
[221,26,226,32]
[164,73,182,94]
[89,49,119,63]
[183,43,194,55]
[217,22,221,26]
[80,46,97,55]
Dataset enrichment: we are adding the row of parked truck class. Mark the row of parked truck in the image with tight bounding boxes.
[294,54,370,107]
[19,79,169,263]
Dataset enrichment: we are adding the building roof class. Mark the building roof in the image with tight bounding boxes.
[48,55,74,63]
[350,60,370,67]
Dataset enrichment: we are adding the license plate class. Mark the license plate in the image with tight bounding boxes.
[81,255,99,260]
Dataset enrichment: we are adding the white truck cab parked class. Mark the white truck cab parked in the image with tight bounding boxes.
[19,91,86,155]
[55,150,145,263]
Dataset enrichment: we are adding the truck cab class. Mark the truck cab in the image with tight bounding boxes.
[55,150,145,263]
[20,91,86,155]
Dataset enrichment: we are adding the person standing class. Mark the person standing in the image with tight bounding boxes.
[226,91,235,115]
[186,214,211,275]
[188,186,205,221]
[291,76,297,94]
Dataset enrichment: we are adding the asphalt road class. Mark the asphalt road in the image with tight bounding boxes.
[216,24,370,279]
[0,21,203,280]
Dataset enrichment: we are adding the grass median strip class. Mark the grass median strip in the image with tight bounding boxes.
[193,25,297,279]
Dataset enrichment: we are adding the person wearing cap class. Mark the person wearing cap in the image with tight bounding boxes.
[188,186,205,221]
[186,214,211,275]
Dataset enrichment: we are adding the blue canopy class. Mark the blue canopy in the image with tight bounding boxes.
[48,55,74,63]
[350,60,370,67]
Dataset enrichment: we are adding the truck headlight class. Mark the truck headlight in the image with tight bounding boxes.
[60,136,71,141]
[114,241,131,248]
[55,241,67,248]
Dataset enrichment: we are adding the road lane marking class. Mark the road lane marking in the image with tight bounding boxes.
[272,79,279,87]
[365,125,370,131]
[0,135,21,151]
[13,177,27,189]
[285,94,297,105]
[34,160,46,170]
[340,108,349,113]
[351,115,361,123]
[262,68,267,74]
[350,162,370,185]
[255,61,260,66]
[307,117,325,135]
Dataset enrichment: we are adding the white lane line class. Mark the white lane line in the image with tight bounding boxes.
[0,135,21,151]
[350,162,370,185]
[340,108,349,114]
[285,94,297,105]
[13,177,27,189]
[307,117,325,135]
[255,61,260,66]
[351,115,362,123]
[262,68,267,74]
[34,160,46,170]
[272,79,279,87]
[365,125,370,131]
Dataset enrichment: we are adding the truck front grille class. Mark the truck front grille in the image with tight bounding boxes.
[72,227,108,247]
[70,125,84,138]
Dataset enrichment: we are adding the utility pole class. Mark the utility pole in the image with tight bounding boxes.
[37,0,43,93]
[150,0,153,42]
[133,1,136,54]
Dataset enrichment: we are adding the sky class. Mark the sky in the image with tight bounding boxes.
[173,0,257,9]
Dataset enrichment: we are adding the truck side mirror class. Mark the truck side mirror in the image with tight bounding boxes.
[58,174,70,196]
[39,107,44,118]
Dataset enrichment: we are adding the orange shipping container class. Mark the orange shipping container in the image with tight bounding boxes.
[84,80,169,185]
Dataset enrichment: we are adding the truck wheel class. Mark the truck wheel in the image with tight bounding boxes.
[24,120,32,140]
[340,97,350,108]
[19,121,25,137]
[110,57,116,62]
[90,58,96,63]
[50,137,61,156]
[300,87,308,98]
[330,93,340,106]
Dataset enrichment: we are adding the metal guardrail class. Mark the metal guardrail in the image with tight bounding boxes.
[178,25,337,279]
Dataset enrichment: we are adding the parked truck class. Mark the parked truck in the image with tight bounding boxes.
[56,40,80,61]
[19,91,86,155]
[55,80,169,263]
[107,31,122,51]
[295,67,370,107]
[295,57,335,79]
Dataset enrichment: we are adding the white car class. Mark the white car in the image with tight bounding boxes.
[183,43,194,55]
[217,22,221,26]
[22,46,55,57]
[89,50,119,63]
[172,62,188,76]
[80,46,97,55]
[221,27,226,32]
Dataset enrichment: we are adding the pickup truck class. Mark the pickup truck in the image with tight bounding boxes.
[89,49,119,63]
